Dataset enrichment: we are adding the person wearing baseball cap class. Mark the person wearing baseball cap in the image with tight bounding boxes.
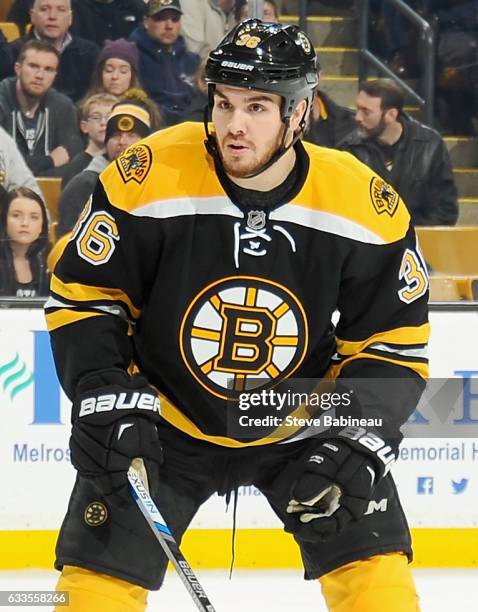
[129,0,200,125]
[146,0,183,18]
[57,92,152,238]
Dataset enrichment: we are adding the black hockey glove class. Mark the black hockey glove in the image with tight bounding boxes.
[70,369,163,506]
[285,431,396,542]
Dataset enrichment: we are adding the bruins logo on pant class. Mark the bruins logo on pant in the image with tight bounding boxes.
[180,276,308,400]
[84,502,108,527]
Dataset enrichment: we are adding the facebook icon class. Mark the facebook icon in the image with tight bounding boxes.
[417,477,434,495]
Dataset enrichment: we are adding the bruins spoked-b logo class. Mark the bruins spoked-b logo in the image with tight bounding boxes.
[180,276,308,400]
[116,144,152,185]
[370,176,400,217]
[84,502,108,527]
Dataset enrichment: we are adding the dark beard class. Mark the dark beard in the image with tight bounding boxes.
[359,115,388,141]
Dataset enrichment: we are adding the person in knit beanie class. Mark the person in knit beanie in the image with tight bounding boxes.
[57,88,157,239]
[85,38,142,98]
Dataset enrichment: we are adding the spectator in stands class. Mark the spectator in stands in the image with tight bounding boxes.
[129,0,200,125]
[306,71,356,148]
[6,0,33,36]
[61,93,117,189]
[178,58,208,122]
[0,186,50,297]
[6,0,99,103]
[382,0,421,78]
[69,0,146,46]
[340,78,458,226]
[85,38,141,99]
[0,40,82,178]
[430,0,478,135]
[302,62,355,149]
[235,0,279,22]
[180,0,236,58]
[0,125,43,198]
[306,90,355,149]
[0,32,13,81]
[57,93,153,238]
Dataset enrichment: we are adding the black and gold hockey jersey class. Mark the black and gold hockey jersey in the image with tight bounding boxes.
[45,122,429,447]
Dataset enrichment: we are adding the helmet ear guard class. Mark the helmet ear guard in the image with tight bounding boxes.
[203,19,319,178]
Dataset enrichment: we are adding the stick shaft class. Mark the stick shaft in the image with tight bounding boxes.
[127,467,217,612]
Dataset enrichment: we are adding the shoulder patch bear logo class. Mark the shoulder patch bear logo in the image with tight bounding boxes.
[116,144,152,185]
[369,177,400,217]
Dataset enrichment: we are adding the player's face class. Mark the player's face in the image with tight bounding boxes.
[212,85,285,179]
[80,102,114,147]
[15,49,58,98]
[355,91,388,140]
[105,130,142,160]
[6,197,43,247]
[144,11,181,46]
[30,0,72,42]
[102,59,132,96]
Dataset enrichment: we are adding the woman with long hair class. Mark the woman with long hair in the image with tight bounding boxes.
[85,39,142,98]
[0,187,50,297]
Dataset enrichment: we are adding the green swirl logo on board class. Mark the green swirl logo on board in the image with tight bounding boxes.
[0,353,34,401]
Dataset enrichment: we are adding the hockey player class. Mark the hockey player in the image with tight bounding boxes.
[46,19,428,612]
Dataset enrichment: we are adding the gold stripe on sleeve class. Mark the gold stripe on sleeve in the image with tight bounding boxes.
[45,309,105,332]
[336,324,430,356]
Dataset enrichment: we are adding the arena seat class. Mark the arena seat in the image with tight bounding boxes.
[49,220,57,245]
[38,177,62,224]
[416,226,478,275]
[428,276,478,301]
[0,21,19,41]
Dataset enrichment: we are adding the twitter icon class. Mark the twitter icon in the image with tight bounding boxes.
[452,479,468,494]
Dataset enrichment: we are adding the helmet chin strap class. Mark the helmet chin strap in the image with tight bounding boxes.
[203,100,309,180]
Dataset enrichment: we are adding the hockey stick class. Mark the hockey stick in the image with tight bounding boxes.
[127,463,217,612]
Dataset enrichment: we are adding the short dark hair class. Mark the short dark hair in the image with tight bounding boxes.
[17,39,60,65]
[358,78,404,115]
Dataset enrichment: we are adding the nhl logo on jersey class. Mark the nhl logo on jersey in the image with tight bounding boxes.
[247,210,266,231]
[180,275,308,400]
[369,177,400,217]
[116,144,152,185]
[84,502,108,527]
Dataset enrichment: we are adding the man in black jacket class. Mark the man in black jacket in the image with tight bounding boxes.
[340,78,458,226]
[0,39,82,177]
[7,0,99,103]
[70,0,146,46]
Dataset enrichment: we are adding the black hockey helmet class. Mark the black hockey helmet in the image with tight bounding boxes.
[204,19,319,177]
[205,18,318,121]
